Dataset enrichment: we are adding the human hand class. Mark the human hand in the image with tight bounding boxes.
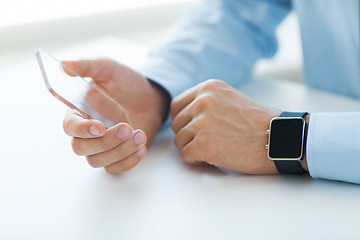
[62,59,169,173]
[171,79,281,174]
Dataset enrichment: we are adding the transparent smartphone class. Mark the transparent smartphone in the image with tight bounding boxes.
[36,49,126,128]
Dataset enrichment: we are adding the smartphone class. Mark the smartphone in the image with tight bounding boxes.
[36,49,125,128]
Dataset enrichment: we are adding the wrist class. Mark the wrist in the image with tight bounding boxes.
[263,111,281,174]
[266,111,310,174]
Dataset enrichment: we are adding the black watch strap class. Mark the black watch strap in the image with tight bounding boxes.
[273,111,309,175]
[280,112,308,118]
[274,160,306,174]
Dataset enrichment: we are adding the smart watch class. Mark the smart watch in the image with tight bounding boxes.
[266,112,309,174]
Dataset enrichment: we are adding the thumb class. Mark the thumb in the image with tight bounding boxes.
[61,59,116,81]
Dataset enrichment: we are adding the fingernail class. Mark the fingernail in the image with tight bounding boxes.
[136,147,146,157]
[134,132,146,145]
[89,125,101,136]
[117,125,131,139]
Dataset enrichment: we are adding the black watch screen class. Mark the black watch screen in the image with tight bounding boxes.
[268,118,305,159]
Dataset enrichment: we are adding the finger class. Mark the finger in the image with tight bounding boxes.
[180,140,204,166]
[63,110,106,138]
[71,122,133,156]
[61,59,116,81]
[172,95,209,133]
[171,86,198,119]
[171,79,229,119]
[104,146,147,174]
[174,125,195,149]
[171,106,193,133]
[86,130,147,168]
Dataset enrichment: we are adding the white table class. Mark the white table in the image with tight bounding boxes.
[1,37,360,240]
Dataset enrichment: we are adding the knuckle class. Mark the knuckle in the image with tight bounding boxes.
[174,133,183,149]
[192,94,217,113]
[170,99,178,113]
[194,114,211,129]
[171,114,187,133]
[192,96,208,112]
[180,148,192,164]
[170,99,182,118]
[201,79,226,90]
[195,133,209,148]
[204,93,218,104]
[197,133,214,154]
[195,117,206,129]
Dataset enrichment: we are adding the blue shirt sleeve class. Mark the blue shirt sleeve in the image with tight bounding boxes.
[139,0,292,99]
[307,112,360,184]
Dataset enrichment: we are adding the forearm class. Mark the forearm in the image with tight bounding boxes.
[140,0,292,100]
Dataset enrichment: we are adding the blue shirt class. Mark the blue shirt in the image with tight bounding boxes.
[140,0,360,184]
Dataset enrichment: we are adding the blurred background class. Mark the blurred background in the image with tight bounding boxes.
[0,0,303,82]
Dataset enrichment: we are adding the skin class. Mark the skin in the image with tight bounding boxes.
[171,79,309,174]
[62,59,309,174]
[62,59,168,173]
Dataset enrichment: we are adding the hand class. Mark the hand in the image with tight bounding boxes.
[62,59,169,173]
[171,79,281,174]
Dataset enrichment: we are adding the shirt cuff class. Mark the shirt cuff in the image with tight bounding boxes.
[307,112,360,184]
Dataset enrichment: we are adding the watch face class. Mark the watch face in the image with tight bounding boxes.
[268,118,305,159]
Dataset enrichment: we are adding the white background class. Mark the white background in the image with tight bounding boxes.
[0,0,303,82]
[0,0,192,28]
